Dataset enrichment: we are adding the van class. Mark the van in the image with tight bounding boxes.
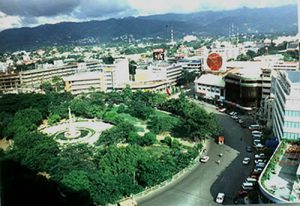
[249,124,260,130]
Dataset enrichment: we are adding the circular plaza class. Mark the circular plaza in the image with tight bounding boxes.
[41,120,112,145]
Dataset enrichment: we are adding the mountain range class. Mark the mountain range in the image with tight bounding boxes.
[0,5,297,52]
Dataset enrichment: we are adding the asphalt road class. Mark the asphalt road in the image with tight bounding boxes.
[137,101,255,206]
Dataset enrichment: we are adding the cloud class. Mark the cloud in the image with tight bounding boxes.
[73,0,135,18]
[0,0,297,31]
[0,0,81,17]
[0,11,21,31]
[127,0,298,15]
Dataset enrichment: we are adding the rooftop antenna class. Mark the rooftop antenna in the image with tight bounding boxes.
[170,27,174,44]
[236,27,239,46]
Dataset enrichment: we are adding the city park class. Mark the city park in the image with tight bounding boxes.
[0,87,219,205]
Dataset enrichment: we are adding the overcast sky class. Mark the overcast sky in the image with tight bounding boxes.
[0,0,297,31]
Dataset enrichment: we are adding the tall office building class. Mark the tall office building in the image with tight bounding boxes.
[272,71,300,140]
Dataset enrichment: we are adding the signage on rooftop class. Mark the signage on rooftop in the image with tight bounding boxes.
[207,53,222,71]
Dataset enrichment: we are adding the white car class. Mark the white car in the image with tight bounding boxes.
[255,159,266,164]
[216,193,225,204]
[230,111,237,116]
[200,156,210,163]
[254,143,264,149]
[242,157,251,165]
[255,153,266,159]
[252,130,262,135]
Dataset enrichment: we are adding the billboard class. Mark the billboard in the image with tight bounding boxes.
[207,53,223,71]
[153,48,165,61]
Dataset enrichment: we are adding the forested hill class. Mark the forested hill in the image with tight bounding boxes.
[0,4,297,51]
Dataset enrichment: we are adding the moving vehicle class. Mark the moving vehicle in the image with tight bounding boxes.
[242,157,251,165]
[216,193,225,204]
[200,156,210,163]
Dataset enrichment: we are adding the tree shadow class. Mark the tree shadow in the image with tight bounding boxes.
[0,159,94,206]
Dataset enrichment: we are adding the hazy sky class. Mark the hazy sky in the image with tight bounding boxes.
[0,0,297,31]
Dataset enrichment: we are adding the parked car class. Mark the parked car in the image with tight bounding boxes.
[252,130,263,135]
[253,139,261,145]
[254,143,264,149]
[249,124,261,130]
[256,163,266,168]
[255,159,267,164]
[231,115,239,120]
[219,108,226,112]
[200,156,210,163]
[238,119,244,124]
[230,111,237,116]
[242,157,251,165]
[216,193,225,204]
[255,153,266,159]
[253,167,263,174]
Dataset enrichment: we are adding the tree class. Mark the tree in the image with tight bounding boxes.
[176,70,198,86]
[147,114,179,134]
[52,76,64,92]
[61,170,91,192]
[140,132,157,146]
[5,108,43,138]
[10,131,60,172]
[40,82,54,93]
[96,122,136,146]
[47,113,61,125]
[51,144,96,181]
[128,100,153,120]
[102,56,115,64]
[129,60,137,75]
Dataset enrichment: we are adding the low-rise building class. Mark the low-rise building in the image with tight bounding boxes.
[194,74,225,101]
[63,70,113,95]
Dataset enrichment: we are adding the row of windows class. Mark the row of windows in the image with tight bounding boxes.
[284,121,300,129]
[285,110,300,117]
[283,132,300,139]
[198,87,220,93]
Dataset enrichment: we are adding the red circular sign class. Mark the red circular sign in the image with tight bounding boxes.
[207,53,222,71]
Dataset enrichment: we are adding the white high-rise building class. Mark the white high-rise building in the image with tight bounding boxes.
[272,71,300,140]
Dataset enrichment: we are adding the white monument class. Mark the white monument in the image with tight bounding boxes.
[64,107,81,138]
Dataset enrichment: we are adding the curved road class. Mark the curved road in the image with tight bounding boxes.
[137,101,254,206]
